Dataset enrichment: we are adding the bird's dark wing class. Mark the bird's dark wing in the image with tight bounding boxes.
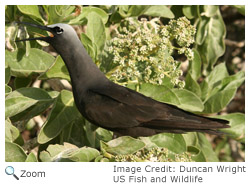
[79,85,160,129]
[81,82,229,136]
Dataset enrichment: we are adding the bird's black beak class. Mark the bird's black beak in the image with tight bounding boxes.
[15,22,54,42]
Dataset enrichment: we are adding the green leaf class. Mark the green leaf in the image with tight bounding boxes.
[201,63,229,101]
[5,66,11,84]
[60,117,87,147]
[139,84,204,112]
[25,152,38,162]
[40,143,77,162]
[183,132,215,162]
[171,5,187,19]
[61,118,111,149]
[6,48,55,77]
[232,5,245,15]
[182,5,198,19]
[185,72,201,97]
[206,63,229,88]
[38,90,81,144]
[17,5,44,23]
[150,133,186,154]
[187,146,206,162]
[144,5,174,18]
[69,7,109,25]
[5,96,38,118]
[183,132,206,162]
[67,147,100,162]
[11,99,53,124]
[117,5,150,18]
[5,119,20,142]
[200,79,209,102]
[139,83,180,105]
[172,89,204,112]
[96,128,113,144]
[40,143,99,162]
[5,84,12,96]
[203,5,218,17]
[208,71,244,104]
[222,71,245,90]
[195,17,210,45]
[139,137,159,150]
[110,10,124,23]
[14,77,32,89]
[182,132,198,146]
[117,5,129,17]
[196,133,219,162]
[203,88,236,113]
[39,55,70,82]
[86,12,106,59]
[188,49,201,80]
[46,5,75,24]
[6,87,53,101]
[95,155,109,162]
[81,119,112,148]
[162,76,175,89]
[212,113,245,142]
[47,91,60,98]
[5,5,18,22]
[6,87,54,122]
[202,69,244,113]
[81,120,96,147]
[5,142,27,162]
[130,5,151,17]
[80,33,96,61]
[100,136,145,155]
[197,8,226,71]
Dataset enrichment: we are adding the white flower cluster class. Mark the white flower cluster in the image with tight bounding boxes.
[108,17,196,88]
[167,17,196,48]
[114,147,169,162]
[113,147,193,162]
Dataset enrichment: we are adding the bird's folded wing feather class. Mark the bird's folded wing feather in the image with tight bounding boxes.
[82,90,159,129]
[85,83,229,130]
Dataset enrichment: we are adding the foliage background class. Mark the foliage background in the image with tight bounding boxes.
[5,5,245,162]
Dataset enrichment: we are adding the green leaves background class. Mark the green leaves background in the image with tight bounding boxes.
[5,5,245,162]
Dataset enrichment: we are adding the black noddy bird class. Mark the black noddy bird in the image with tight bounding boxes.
[16,22,230,137]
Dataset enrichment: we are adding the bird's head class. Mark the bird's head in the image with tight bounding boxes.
[15,22,78,45]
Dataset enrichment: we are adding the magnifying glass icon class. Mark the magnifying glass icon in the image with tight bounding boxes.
[5,166,19,180]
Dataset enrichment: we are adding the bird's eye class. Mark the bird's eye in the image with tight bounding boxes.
[54,26,64,34]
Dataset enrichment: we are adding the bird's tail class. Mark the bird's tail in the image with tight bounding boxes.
[142,104,230,135]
